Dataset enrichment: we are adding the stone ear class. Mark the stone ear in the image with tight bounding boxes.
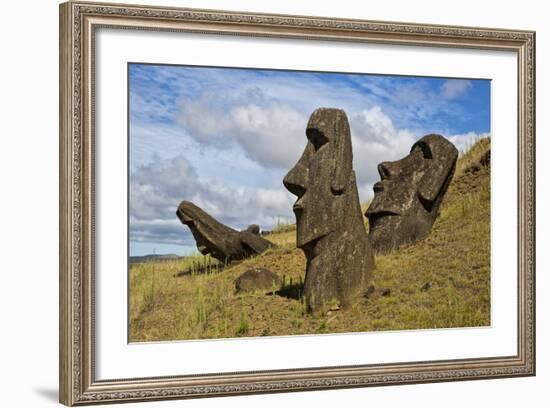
[418,145,458,205]
[330,112,353,194]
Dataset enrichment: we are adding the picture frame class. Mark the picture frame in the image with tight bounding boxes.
[59,1,535,405]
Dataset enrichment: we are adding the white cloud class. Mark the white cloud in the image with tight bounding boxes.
[447,131,491,154]
[350,106,416,193]
[441,79,473,100]
[351,106,416,148]
[177,93,307,170]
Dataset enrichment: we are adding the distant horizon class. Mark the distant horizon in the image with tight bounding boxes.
[129,252,183,259]
[129,63,490,256]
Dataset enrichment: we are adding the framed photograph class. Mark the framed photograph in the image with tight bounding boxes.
[59,1,535,405]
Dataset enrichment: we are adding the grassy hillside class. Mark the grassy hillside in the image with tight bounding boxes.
[129,138,491,342]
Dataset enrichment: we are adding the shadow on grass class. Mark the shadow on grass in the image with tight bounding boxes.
[174,264,226,278]
[274,282,303,300]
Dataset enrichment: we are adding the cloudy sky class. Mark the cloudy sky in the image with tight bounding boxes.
[129,63,490,256]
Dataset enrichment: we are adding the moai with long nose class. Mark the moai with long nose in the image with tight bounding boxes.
[283,108,374,313]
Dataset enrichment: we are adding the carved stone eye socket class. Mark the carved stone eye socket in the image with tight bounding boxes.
[413,141,433,159]
[306,129,329,151]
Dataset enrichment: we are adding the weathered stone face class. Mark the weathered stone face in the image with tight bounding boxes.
[176,201,272,263]
[284,108,374,313]
[366,134,458,252]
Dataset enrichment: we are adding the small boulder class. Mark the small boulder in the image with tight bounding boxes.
[235,267,282,293]
[364,284,375,299]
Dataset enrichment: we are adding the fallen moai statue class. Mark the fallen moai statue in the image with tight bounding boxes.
[176,201,273,263]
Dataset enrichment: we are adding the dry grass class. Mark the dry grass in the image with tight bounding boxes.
[455,137,490,175]
[129,138,491,342]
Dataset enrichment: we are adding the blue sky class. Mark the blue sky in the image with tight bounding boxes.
[129,63,490,256]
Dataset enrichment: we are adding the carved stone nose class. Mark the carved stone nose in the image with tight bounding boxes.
[283,175,306,198]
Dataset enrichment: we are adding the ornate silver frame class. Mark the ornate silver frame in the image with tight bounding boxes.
[59,1,536,405]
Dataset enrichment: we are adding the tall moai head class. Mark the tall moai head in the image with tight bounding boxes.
[284,108,373,312]
[283,108,355,250]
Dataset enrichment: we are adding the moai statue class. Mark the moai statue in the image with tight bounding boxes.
[366,134,458,252]
[176,201,272,263]
[283,108,374,313]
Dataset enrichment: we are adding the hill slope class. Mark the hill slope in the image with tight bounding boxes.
[129,138,491,341]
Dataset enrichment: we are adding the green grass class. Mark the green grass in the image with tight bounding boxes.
[129,138,491,342]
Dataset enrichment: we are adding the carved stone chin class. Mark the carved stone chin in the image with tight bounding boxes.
[176,201,273,263]
[366,134,458,252]
[284,108,374,313]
